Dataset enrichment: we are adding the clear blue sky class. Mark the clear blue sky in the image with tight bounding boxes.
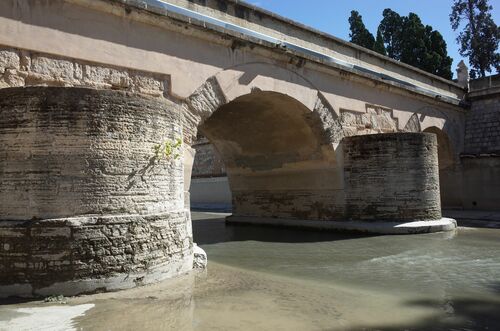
[247,0,500,78]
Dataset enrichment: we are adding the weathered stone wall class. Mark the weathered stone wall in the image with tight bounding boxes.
[460,157,500,210]
[190,135,231,209]
[343,133,441,221]
[190,177,232,210]
[453,76,500,210]
[464,96,500,155]
[0,212,192,297]
[191,137,226,178]
[338,105,399,137]
[0,87,192,297]
[232,190,345,221]
[0,46,170,98]
[0,87,183,219]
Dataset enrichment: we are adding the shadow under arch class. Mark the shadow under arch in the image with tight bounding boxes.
[186,80,345,221]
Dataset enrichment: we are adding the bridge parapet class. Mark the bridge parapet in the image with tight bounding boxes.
[0,0,467,107]
[152,0,466,103]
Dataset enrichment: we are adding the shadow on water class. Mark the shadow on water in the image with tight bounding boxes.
[192,214,377,245]
[489,281,500,294]
[330,281,500,331]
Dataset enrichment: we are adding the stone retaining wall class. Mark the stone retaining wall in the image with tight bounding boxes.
[459,77,500,210]
[464,96,500,155]
[459,156,500,210]
[191,138,226,178]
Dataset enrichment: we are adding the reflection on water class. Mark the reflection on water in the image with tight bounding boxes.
[1,212,499,331]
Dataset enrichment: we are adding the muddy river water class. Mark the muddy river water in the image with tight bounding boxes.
[1,212,499,330]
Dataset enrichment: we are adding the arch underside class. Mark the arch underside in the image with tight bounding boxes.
[199,91,344,220]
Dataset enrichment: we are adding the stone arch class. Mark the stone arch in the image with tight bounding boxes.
[199,90,335,170]
[181,63,339,146]
[183,64,345,221]
[414,106,463,160]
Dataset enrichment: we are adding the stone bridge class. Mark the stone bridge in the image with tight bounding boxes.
[0,0,486,297]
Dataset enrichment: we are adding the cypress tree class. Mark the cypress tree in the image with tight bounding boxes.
[348,8,454,79]
[378,10,453,79]
[378,9,404,59]
[428,30,454,79]
[349,10,375,50]
[373,28,387,55]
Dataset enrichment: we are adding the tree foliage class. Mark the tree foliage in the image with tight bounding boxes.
[379,9,404,59]
[349,11,375,50]
[428,30,454,79]
[399,14,454,79]
[450,0,499,78]
[348,8,453,80]
[373,28,387,56]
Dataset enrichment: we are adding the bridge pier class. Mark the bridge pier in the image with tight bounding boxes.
[0,87,192,297]
[227,133,457,234]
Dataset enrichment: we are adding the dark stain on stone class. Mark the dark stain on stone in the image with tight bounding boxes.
[216,0,227,12]
[230,39,247,51]
[235,5,247,19]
